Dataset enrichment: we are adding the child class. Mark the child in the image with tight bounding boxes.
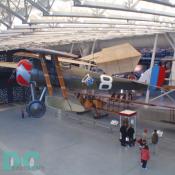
[140,145,150,169]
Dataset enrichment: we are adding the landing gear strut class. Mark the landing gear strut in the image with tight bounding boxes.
[26,82,46,118]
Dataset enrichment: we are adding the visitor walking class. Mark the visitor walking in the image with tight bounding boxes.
[120,123,128,146]
[21,108,25,119]
[140,145,150,169]
[151,129,159,154]
[127,124,135,147]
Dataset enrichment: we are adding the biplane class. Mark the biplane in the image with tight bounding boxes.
[0,47,174,120]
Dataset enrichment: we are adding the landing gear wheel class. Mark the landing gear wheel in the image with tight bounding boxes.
[27,100,46,118]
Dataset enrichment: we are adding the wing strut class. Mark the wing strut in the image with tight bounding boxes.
[40,54,53,96]
[54,56,68,99]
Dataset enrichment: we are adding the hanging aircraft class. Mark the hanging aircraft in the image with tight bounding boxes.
[0,47,173,120]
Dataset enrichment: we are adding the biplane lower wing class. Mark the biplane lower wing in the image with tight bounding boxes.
[46,95,85,112]
[0,62,17,69]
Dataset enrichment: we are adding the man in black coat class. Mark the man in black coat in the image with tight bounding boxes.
[127,124,135,147]
[120,123,128,146]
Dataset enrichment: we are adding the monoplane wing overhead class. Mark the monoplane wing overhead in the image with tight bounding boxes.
[0,62,17,68]
[80,43,141,75]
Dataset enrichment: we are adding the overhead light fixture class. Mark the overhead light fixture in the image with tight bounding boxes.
[135,5,141,11]
[79,18,85,23]
[59,24,64,27]
[159,16,164,22]
[81,0,86,5]
[104,13,109,17]
[168,23,172,27]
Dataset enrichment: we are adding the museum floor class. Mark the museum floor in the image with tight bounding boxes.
[0,105,174,175]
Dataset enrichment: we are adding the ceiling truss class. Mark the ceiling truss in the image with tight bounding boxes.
[0,0,175,49]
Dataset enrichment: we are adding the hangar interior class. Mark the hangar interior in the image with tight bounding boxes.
[0,0,175,175]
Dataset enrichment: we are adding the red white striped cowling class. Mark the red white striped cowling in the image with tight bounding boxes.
[16,59,32,87]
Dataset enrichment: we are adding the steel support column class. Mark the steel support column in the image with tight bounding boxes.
[145,33,158,103]
[164,33,175,85]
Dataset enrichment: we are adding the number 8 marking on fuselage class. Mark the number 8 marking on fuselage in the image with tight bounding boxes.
[99,74,113,90]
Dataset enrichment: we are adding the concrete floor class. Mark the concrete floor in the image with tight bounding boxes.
[0,106,175,175]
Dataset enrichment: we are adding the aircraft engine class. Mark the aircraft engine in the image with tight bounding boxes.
[16,59,46,118]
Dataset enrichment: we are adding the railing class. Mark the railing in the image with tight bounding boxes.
[74,91,175,114]
[74,92,132,115]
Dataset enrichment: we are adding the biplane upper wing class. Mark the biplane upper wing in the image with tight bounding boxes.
[58,58,95,66]
[13,51,95,66]
[0,48,95,66]
[0,62,17,68]
[0,48,78,59]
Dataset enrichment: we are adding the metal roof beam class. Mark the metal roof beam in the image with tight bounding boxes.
[142,0,175,7]
[0,31,164,40]
[73,0,175,18]
[28,19,175,28]
[0,19,11,28]
[164,33,175,50]
[7,28,169,35]
[47,11,175,24]
[25,0,49,15]
[11,25,174,30]
[0,2,27,23]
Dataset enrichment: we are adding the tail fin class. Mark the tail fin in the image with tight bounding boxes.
[139,68,151,84]
[139,65,166,87]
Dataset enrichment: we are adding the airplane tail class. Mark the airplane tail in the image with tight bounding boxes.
[139,68,151,84]
[139,65,166,88]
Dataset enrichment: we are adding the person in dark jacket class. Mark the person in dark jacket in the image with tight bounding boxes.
[140,145,150,169]
[127,124,135,147]
[120,123,128,146]
[21,108,25,119]
[151,129,159,154]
